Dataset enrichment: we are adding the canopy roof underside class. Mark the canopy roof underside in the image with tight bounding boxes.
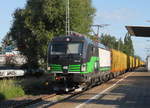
[126,26,150,37]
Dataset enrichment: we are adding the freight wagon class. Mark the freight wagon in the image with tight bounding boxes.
[111,49,127,76]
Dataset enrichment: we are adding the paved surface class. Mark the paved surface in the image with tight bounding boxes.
[46,67,150,108]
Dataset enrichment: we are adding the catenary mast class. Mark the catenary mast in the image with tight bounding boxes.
[66,0,70,36]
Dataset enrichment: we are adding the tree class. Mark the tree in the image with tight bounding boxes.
[100,34,118,49]
[117,38,124,51]
[99,33,134,56]
[10,0,95,69]
[123,33,134,56]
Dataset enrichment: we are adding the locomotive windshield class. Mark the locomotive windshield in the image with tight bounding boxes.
[50,42,83,55]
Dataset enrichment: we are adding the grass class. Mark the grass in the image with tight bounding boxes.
[0,79,25,101]
[0,74,52,101]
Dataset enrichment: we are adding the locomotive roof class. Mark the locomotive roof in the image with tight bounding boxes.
[51,35,108,50]
[51,35,95,44]
[52,35,85,42]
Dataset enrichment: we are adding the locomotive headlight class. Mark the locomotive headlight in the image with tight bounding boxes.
[63,66,68,70]
[47,66,51,71]
[81,64,86,72]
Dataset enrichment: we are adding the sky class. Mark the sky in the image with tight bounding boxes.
[93,0,150,61]
[0,0,150,60]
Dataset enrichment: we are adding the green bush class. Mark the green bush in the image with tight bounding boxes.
[0,79,25,101]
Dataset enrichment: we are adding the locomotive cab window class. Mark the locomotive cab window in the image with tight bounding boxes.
[67,43,82,54]
[50,42,83,55]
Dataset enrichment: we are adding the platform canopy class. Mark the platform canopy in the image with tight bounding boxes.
[126,26,150,37]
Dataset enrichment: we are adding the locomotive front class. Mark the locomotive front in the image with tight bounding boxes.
[48,36,86,73]
[47,35,88,91]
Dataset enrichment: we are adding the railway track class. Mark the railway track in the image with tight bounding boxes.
[10,77,117,107]
[12,88,87,108]
[13,93,57,108]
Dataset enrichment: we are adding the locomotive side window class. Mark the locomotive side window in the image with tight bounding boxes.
[92,47,96,56]
[89,45,93,56]
[93,47,98,56]
[91,46,96,56]
[86,45,93,60]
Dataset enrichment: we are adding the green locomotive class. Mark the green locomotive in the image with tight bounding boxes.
[47,34,111,91]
